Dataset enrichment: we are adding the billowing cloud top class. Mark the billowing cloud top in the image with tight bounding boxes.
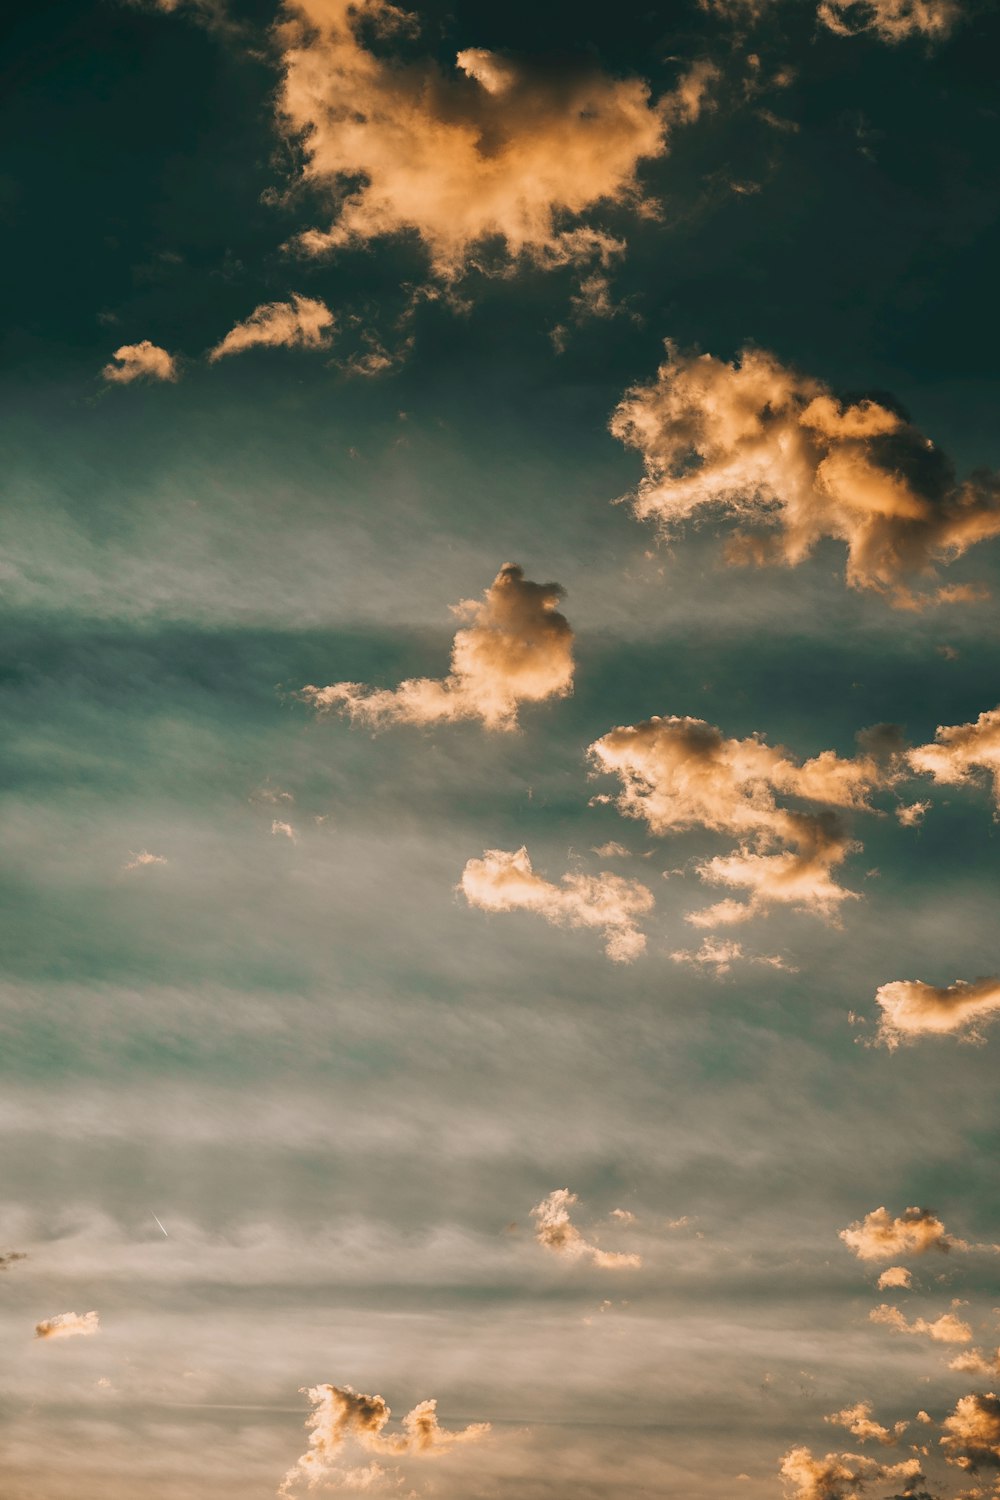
[779,1445,923,1500]
[874,976,1000,1049]
[460,847,654,962]
[208,294,335,360]
[589,714,897,925]
[940,1392,1000,1472]
[276,0,715,276]
[870,1302,973,1343]
[909,705,1000,807]
[610,344,1000,603]
[303,563,574,731]
[825,1399,908,1445]
[102,340,178,384]
[839,1206,961,1260]
[530,1188,642,1269]
[34,1310,100,1340]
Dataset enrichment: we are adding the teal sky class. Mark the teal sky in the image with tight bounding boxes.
[2,2,1000,1498]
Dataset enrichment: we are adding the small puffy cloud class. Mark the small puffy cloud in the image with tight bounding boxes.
[840,1206,961,1260]
[669,937,796,974]
[460,847,654,961]
[877,1266,913,1290]
[949,1350,1000,1380]
[779,1446,922,1499]
[208,294,334,361]
[909,706,1000,808]
[271,820,297,842]
[303,564,573,732]
[102,340,178,384]
[531,1189,642,1269]
[825,1401,907,1445]
[817,0,961,43]
[276,0,715,279]
[870,1303,973,1344]
[874,977,1000,1049]
[280,1383,490,1494]
[895,800,930,827]
[124,850,168,872]
[610,344,1000,605]
[589,714,897,926]
[35,1310,100,1340]
[940,1393,1000,1472]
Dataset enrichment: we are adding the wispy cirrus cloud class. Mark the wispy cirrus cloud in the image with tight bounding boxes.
[302,564,574,732]
[610,344,1000,604]
[208,294,334,361]
[102,340,178,384]
[873,976,1000,1049]
[531,1188,642,1269]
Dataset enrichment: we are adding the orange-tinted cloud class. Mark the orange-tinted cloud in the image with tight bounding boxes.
[276,0,715,278]
[877,1266,912,1290]
[208,294,334,360]
[870,1302,973,1344]
[840,1206,962,1261]
[909,706,1000,807]
[825,1401,908,1445]
[303,565,574,731]
[610,344,1000,604]
[940,1393,1000,1472]
[459,847,654,961]
[34,1310,100,1340]
[531,1189,642,1269]
[102,340,178,384]
[818,0,961,42]
[779,1445,922,1499]
[874,977,1000,1049]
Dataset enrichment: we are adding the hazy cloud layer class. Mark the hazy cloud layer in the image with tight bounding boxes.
[874,976,1000,1048]
[909,705,1000,807]
[302,564,574,731]
[589,714,897,925]
[840,1206,961,1260]
[102,340,178,383]
[208,294,334,360]
[34,1310,100,1340]
[276,0,715,278]
[460,847,654,961]
[531,1188,642,1269]
[610,344,1000,604]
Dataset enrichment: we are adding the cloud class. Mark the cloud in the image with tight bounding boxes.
[303,564,574,731]
[895,800,930,827]
[34,1311,100,1340]
[610,344,1000,604]
[825,1401,908,1445]
[940,1393,1000,1472]
[124,850,168,872]
[874,977,1000,1049]
[271,820,298,842]
[589,714,898,926]
[840,1206,962,1260]
[460,847,654,961]
[208,294,334,360]
[817,0,961,42]
[779,1446,923,1499]
[949,1350,1000,1380]
[877,1266,912,1290]
[870,1302,973,1344]
[102,340,178,384]
[909,706,1000,808]
[669,937,797,974]
[530,1189,642,1269]
[279,1383,490,1494]
[275,0,715,279]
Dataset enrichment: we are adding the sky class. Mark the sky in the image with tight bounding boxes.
[1,1,1000,1497]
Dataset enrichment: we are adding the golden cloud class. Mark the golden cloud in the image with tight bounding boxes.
[909,706,1000,807]
[531,1188,642,1269]
[34,1310,100,1340]
[102,340,178,384]
[874,976,1000,1049]
[208,294,334,360]
[839,1206,962,1261]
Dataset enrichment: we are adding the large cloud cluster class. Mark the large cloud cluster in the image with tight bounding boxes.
[280,1383,490,1494]
[589,714,897,925]
[303,564,574,731]
[530,1189,642,1269]
[276,0,715,278]
[779,1446,923,1500]
[939,1393,1000,1472]
[459,847,654,961]
[874,976,1000,1048]
[610,344,1000,604]
[839,1206,961,1260]
[909,705,1000,807]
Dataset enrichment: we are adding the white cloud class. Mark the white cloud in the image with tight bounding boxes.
[208,294,334,361]
[102,341,178,384]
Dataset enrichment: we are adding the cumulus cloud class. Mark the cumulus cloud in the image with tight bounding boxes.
[840,1206,962,1260]
[610,344,1000,604]
[877,1266,913,1290]
[35,1310,100,1340]
[940,1393,1000,1472]
[779,1446,922,1499]
[280,1383,490,1494]
[302,564,573,732]
[669,937,797,973]
[275,0,715,279]
[102,340,178,384]
[949,1350,1000,1380]
[909,706,1000,808]
[589,714,898,926]
[817,0,961,42]
[825,1401,908,1445]
[874,977,1000,1049]
[460,847,654,961]
[531,1189,642,1269]
[870,1303,973,1344]
[208,294,334,360]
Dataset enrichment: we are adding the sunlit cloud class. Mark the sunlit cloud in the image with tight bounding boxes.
[909,705,1000,808]
[124,850,168,872]
[779,1445,923,1499]
[818,0,961,43]
[825,1400,908,1445]
[610,343,1000,604]
[877,1266,912,1290]
[531,1188,642,1269]
[208,294,334,360]
[275,0,716,279]
[303,564,574,731]
[840,1206,963,1260]
[940,1393,1000,1472]
[873,976,1000,1049]
[870,1302,973,1344]
[669,936,797,974]
[102,340,178,384]
[460,847,654,961]
[34,1310,100,1340]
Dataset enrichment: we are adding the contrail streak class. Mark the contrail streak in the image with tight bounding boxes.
[151,1213,169,1237]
